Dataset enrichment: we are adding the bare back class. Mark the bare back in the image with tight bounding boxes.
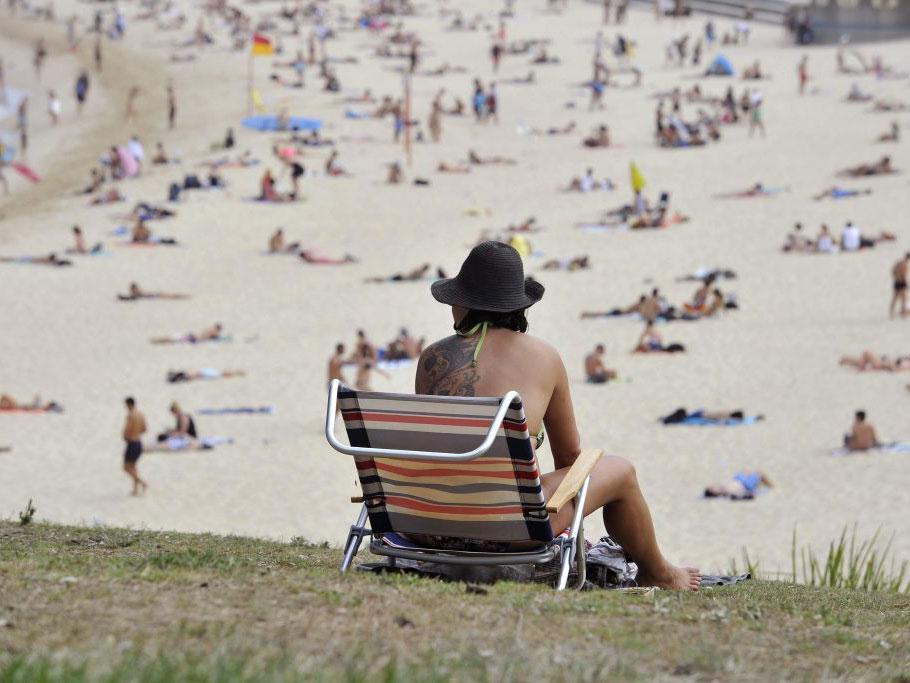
[415,327,581,467]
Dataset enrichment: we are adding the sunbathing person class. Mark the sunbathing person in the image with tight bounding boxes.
[151,142,171,165]
[151,323,225,345]
[530,46,559,64]
[507,217,541,233]
[530,121,574,136]
[877,121,900,143]
[839,351,910,372]
[714,182,787,198]
[704,471,772,500]
[67,225,103,254]
[467,149,517,166]
[662,408,763,424]
[582,125,611,148]
[844,410,881,451]
[633,323,685,353]
[501,71,536,85]
[542,255,590,271]
[387,161,404,184]
[365,263,439,282]
[741,60,763,80]
[872,99,908,113]
[129,203,175,221]
[166,369,246,383]
[300,250,358,265]
[416,241,701,589]
[269,228,300,254]
[838,156,896,178]
[676,267,737,282]
[117,282,189,301]
[89,188,126,205]
[0,394,63,412]
[1,253,73,267]
[585,344,617,383]
[157,402,197,441]
[812,186,872,201]
[437,161,471,174]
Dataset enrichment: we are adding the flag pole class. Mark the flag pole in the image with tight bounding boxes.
[247,45,254,115]
[403,71,412,168]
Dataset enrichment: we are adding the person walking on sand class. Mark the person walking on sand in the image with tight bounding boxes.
[122,396,148,495]
[890,253,909,318]
[328,343,348,386]
[47,89,61,125]
[748,90,765,138]
[125,86,140,122]
[94,34,103,72]
[33,38,47,78]
[75,70,89,114]
[167,84,176,129]
[797,56,809,95]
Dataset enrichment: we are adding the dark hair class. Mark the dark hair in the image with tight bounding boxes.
[125,397,135,407]
[456,308,528,334]
[856,410,866,421]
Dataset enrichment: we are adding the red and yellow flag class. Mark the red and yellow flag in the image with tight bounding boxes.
[251,33,274,57]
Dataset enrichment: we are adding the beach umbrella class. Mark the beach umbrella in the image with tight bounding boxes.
[630,162,646,193]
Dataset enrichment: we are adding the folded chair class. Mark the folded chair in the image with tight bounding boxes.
[324,379,603,591]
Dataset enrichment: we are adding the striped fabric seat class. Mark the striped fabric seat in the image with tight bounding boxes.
[338,386,553,544]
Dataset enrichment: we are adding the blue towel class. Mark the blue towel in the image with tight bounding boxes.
[242,115,322,132]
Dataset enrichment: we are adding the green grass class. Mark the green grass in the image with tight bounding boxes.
[1,522,908,682]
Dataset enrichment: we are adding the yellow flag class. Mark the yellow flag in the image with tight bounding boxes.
[630,161,646,193]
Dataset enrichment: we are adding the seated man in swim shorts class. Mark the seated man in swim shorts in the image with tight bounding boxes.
[585,344,617,383]
[634,322,686,353]
[844,410,881,451]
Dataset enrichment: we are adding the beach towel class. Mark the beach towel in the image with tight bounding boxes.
[665,415,761,427]
[242,115,322,132]
[344,109,373,119]
[0,406,63,414]
[830,442,910,457]
[156,435,234,451]
[10,162,41,183]
[196,406,274,415]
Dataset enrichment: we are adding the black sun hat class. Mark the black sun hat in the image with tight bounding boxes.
[431,241,545,312]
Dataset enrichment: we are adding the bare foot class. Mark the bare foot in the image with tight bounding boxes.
[639,564,701,591]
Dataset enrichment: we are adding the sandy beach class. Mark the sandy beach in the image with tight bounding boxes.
[1,0,908,576]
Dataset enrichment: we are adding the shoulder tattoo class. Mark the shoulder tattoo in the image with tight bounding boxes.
[419,337,481,396]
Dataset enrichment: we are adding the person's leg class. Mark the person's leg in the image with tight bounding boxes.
[542,455,700,589]
[123,461,140,494]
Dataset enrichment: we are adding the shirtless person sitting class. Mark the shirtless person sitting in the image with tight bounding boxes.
[585,344,617,383]
[268,228,300,254]
[844,410,881,451]
[634,322,685,353]
[67,225,103,255]
[877,121,900,143]
[582,125,611,148]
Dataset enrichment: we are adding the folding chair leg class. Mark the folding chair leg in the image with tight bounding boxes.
[340,505,369,574]
[556,476,591,591]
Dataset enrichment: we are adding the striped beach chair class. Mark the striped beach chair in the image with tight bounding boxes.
[325,379,603,590]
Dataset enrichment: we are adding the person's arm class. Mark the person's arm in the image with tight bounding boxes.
[543,354,582,470]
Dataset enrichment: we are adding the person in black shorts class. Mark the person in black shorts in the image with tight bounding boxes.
[122,397,148,495]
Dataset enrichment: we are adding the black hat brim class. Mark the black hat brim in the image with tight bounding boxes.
[431,276,544,312]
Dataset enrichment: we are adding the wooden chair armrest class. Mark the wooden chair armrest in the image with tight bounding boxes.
[545,449,603,513]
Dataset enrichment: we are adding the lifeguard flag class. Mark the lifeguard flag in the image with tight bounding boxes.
[630,161,646,193]
[251,33,274,56]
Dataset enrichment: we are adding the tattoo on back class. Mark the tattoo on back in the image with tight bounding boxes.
[419,337,481,396]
